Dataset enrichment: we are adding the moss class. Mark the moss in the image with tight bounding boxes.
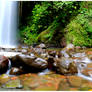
[65,8,92,47]
[37,29,50,43]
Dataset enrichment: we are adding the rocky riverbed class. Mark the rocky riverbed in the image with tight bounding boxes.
[0,43,92,91]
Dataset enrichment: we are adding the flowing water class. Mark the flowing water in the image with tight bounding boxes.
[77,57,92,81]
[0,0,18,48]
[5,60,12,75]
[77,71,92,81]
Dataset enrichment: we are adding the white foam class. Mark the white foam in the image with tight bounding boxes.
[38,69,50,75]
[0,52,21,57]
[82,57,91,63]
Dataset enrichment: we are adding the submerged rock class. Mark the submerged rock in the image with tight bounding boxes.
[2,79,23,89]
[0,55,9,74]
[0,74,10,85]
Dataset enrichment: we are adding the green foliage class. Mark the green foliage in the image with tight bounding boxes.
[19,1,84,45]
[20,26,37,45]
[30,3,49,33]
[29,1,77,34]
[65,7,92,47]
[37,17,61,43]
[37,1,81,44]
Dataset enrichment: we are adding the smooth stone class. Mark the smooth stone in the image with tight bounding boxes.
[0,55,9,74]
[11,54,48,72]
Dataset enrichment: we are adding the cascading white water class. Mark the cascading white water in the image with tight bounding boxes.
[0,0,18,48]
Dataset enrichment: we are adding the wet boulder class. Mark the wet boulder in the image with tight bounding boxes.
[33,58,48,69]
[53,57,78,74]
[0,55,9,74]
[10,54,36,68]
[11,54,48,72]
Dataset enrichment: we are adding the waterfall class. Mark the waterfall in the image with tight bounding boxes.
[0,0,19,48]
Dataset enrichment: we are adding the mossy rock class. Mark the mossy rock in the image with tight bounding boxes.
[37,28,51,43]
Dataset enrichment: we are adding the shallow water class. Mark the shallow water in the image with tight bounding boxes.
[77,72,92,81]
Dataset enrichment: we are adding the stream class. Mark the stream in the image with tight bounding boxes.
[0,45,92,91]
